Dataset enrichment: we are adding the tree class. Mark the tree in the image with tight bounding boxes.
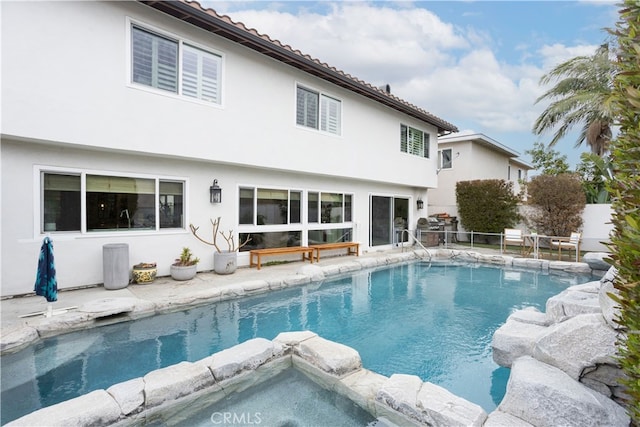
[533,43,617,156]
[525,141,571,175]
[455,180,520,240]
[575,152,612,203]
[607,1,640,423]
[525,174,586,237]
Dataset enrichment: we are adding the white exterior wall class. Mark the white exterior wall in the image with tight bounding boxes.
[2,140,418,295]
[1,1,438,187]
[1,1,440,296]
[429,139,528,216]
[429,141,510,209]
[581,204,614,252]
[508,161,528,196]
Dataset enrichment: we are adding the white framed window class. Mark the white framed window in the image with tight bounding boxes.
[132,26,178,93]
[131,24,222,104]
[439,148,453,169]
[400,124,430,158]
[239,187,302,226]
[182,44,221,103]
[238,187,353,250]
[296,85,342,135]
[307,192,352,224]
[40,168,186,234]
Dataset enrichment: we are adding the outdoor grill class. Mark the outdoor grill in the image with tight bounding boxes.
[417,217,441,247]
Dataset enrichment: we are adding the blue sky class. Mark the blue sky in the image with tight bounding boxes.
[205,1,619,169]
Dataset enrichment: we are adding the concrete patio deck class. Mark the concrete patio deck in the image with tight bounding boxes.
[1,244,596,353]
[1,247,415,341]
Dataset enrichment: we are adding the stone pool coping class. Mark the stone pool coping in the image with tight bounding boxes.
[8,331,488,426]
[3,248,627,426]
[0,248,597,355]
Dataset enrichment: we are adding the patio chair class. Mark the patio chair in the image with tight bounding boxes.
[502,228,525,256]
[550,232,582,261]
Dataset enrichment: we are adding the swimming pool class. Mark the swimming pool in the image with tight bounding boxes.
[0,261,593,424]
[151,367,377,426]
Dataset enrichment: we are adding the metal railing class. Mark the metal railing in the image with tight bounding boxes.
[402,229,603,262]
[397,228,432,262]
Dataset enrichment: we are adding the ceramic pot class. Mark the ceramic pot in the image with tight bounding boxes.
[132,264,157,284]
[213,251,237,275]
[170,264,197,281]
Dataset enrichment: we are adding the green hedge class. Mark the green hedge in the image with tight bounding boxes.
[455,179,520,235]
[608,1,640,423]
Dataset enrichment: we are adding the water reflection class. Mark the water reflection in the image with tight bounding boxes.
[1,263,593,423]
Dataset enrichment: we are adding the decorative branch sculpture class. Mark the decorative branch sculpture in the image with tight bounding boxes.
[189,217,251,252]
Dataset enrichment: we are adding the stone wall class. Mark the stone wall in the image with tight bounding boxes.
[491,265,629,426]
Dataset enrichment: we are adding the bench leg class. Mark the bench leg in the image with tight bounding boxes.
[250,253,261,269]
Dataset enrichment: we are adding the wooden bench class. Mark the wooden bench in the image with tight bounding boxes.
[249,246,314,270]
[309,242,360,262]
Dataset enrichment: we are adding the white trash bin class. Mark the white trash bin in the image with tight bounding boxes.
[103,243,129,290]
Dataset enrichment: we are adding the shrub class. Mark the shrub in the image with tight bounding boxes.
[455,180,520,237]
[608,2,640,422]
[525,174,586,237]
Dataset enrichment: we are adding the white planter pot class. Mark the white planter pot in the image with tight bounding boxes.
[170,264,197,281]
[214,251,237,275]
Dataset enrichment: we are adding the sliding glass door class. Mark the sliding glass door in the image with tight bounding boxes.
[370,196,409,246]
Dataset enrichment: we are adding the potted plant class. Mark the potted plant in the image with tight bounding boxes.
[132,262,157,284]
[170,247,200,281]
[190,217,251,275]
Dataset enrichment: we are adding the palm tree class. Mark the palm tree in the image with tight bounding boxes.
[532,43,617,157]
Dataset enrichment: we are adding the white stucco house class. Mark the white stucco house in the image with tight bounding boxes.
[0,0,458,296]
[428,133,533,218]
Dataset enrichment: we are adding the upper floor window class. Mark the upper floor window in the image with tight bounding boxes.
[41,171,184,233]
[400,125,429,158]
[296,86,342,135]
[132,25,221,104]
[439,148,453,169]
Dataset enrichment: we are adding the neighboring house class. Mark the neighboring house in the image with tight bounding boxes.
[428,133,533,218]
[0,1,457,296]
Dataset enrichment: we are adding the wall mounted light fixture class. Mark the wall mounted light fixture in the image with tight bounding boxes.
[210,179,222,203]
[417,199,424,210]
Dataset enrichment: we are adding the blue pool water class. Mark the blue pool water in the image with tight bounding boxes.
[154,368,377,426]
[1,262,593,423]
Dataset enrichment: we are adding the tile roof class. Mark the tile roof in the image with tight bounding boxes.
[140,0,458,135]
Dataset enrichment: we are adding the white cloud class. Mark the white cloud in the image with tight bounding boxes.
[214,3,467,81]
[403,54,543,133]
[538,43,599,72]
[207,1,607,161]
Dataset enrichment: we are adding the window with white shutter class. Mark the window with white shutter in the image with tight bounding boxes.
[132,26,178,93]
[131,24,222,104]
[320,95,341,135]
[400,124,430,158]
[296,87,318,129]
[296,85,341,135]
[182,45,221,103]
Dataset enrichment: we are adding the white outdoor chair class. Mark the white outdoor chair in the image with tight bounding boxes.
[550,232,582,261]
[502,228,525,256]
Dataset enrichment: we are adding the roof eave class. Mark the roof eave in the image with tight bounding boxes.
[139,0,458,134]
